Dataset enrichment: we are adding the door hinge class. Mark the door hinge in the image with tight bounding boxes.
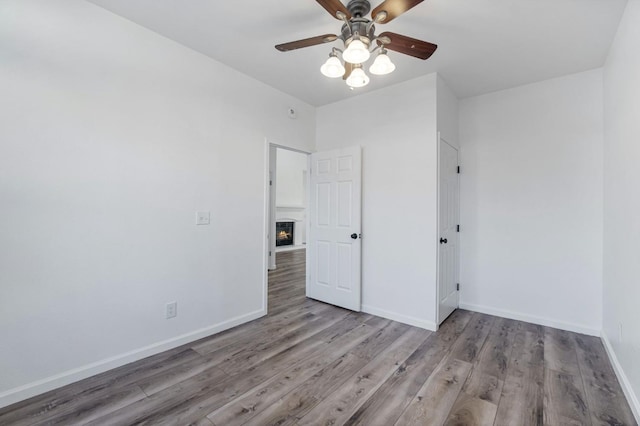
[457,166,460,174]
[456,224,460,232]
[457,283,460,291]
[269,251,272,256]
[269,180,272,186]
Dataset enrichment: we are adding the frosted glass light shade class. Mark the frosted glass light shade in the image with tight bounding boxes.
[369,52,396,75]
[342,39,370,64]
[320,55,346,78]
[346,67,370,88]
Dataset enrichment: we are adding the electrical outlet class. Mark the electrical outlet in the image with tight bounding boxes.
[166,301,177,319]
[196,211,210,225]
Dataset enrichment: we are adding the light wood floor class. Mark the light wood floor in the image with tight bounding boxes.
[1,249,636,425]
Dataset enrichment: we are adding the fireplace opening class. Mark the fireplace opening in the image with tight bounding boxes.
[276,221,294,246]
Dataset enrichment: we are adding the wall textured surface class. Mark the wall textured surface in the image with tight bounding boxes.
[459,69,604,335]
[603,0,640,419]
[0,0,315,407]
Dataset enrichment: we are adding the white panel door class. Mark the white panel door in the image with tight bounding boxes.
[307,146,362,311]
[438,139,460,324]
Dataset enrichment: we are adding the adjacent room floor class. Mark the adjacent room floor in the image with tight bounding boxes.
[0,249,635,425]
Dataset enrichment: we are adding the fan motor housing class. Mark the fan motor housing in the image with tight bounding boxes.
[341,19,375,44]
[347,0,371,18]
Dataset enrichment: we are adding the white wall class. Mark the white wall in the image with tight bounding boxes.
[459,69,604,335]
[275,148,308,245]
[316,74,439,330]
[0,0,315,408]
[276,148,307,207]
[603,0,640,419]
[437,75,459,148]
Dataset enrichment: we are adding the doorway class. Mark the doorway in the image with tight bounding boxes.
[265,144,310,314]
[268,145,309,270]
[264,142,363,313]
[437,137,460,324]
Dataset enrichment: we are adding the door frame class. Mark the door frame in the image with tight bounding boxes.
[435,133,461,327]
[262,139,311,314]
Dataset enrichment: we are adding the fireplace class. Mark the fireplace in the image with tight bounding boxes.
[276,221,294,246]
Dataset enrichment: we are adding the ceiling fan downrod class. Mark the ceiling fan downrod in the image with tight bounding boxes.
[346,0,371,18]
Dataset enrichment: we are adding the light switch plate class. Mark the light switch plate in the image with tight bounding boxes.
[196,211,210,225]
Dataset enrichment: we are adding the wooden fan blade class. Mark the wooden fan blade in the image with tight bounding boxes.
[377,32,437,60]
[343,62,355,80]
[371,0,423,23]
[275,34,338,52]
[316,0,352,20]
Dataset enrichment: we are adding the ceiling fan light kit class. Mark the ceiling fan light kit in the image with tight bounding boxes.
[342,38,371,64]
[346,65,370,88]
[369,49,396,75]
[275,0,437,89]
[320,52,347,78]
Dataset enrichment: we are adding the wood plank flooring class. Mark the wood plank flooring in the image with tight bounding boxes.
[0,249,636,426]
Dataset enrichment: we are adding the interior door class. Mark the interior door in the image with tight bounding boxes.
[438,139,460,324]
[307,146,362,311]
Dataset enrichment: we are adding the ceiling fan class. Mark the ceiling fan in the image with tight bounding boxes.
[275,0,437,88]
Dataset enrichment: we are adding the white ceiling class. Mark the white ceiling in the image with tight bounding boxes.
[87,0,627,106]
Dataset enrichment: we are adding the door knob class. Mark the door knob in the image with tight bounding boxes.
[351,233,358,239]
[440,238,448,244]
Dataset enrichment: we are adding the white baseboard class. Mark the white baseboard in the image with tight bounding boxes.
[601,332,640,423]
[362,305,437,331]
[275,245,306,253]
[0,308,266,410]
[458,302,601,336]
